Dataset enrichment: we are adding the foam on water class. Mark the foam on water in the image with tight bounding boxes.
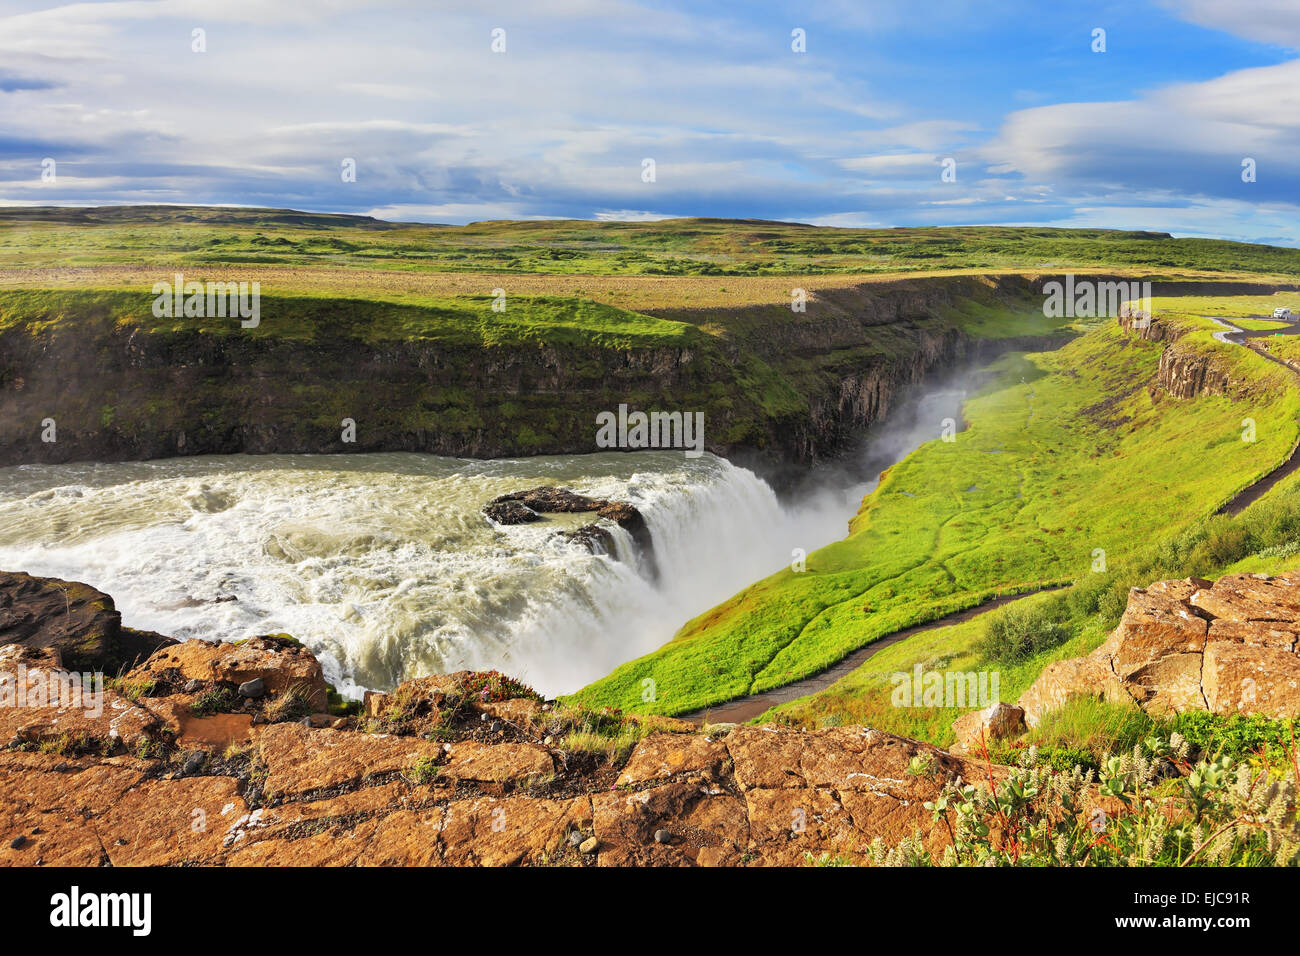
[0,451,860,697]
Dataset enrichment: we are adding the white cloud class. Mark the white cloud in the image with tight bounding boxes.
[1158,0,1300,49]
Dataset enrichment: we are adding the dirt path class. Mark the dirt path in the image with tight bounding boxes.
[679,585,1066,726]
[1206,315,1300,516]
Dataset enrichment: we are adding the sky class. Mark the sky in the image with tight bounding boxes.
[1,0,1299,243]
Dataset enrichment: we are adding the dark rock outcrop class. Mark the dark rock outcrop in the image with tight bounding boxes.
[482,499,541,525]
[485,487,655,571]
[1157,346,1231,398]
[0,570,174,672]
[558,525,615,555]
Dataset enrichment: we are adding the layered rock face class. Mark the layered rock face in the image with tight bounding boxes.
[0,571,1004,867]
[0,275,1059,482]
[1116,313,1241,399]
[1019,572,1300,725]
[1156,347,1231,399]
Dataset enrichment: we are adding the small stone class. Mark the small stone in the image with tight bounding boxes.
[239,678,266,698]
[182,751,206,776]
[9,835,26,849]
[654,829,672,844]
[543,735,554,746]
[579,837,598,855]
[183,679,204,694]
[567,830,583,847]
[490,721,501,733]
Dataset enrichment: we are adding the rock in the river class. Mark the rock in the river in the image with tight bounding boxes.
[482,499,540,525]
[558,525,615,555]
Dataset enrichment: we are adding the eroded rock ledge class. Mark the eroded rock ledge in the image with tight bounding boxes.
[1020,572,1300,725]
[0,571,1005,867]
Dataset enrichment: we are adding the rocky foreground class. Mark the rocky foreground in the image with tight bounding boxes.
[0,571,1000,867]
[4,569,1300,867]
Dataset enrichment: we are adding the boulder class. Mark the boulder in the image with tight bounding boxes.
[482,499,539,525]
[1202,641,1300,718]
[483,487,654,563]
[0,644,162,750]
[0,571,174,672]
[1019,572,1300,725]
[489,487,604,514]
[1016,655,1127,728]
[132,635,327,711]
[558,524,615,554]
[951,702,1027,753]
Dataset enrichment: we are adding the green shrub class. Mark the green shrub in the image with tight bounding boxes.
[977,599,1072,665]
[190,687,241,717]
[1167,712,1297,766]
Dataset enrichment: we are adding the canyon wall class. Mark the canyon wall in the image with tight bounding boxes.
[0,273,1279,478]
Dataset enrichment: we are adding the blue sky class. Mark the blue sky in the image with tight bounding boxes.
[2,0,1299,243]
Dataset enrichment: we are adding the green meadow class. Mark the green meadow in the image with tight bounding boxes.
[766,453,1300,761]
[0,287,697,349]
[570,299,1300,717]
[5,206,1300,278]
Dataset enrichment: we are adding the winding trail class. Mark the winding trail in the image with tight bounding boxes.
[680,585,1066,726]
[1205,315,1300,516]
[681,312,1300,726]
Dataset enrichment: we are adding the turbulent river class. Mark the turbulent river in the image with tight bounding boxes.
[0,386,967,699]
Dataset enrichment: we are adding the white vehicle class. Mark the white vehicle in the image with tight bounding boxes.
[1273,307,1293,319]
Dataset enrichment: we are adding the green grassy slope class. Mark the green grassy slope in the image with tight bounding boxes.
[569,311,1300,716]
[767,445,1300,752]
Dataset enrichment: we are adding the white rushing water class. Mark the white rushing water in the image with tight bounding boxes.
[0,379,969,698]
[0,450,861,697]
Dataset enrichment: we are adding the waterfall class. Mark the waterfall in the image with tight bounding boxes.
[0,374,970,699]
[0,451,862,699]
